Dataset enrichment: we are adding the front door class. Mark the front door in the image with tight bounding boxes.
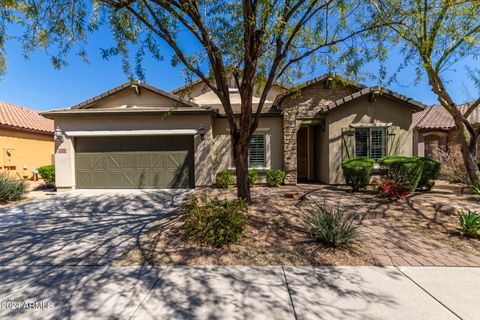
[297,126,308,180]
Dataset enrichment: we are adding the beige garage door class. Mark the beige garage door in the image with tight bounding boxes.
[75,136,194,189]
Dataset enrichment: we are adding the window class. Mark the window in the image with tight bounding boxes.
[425,139,439,159]
[354,128,386,159]
[249,133,266,167]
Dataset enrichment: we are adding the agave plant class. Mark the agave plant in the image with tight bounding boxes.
[457,211,480,238]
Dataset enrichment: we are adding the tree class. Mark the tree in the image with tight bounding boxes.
[4,0,384,202]
[371,0,480,185]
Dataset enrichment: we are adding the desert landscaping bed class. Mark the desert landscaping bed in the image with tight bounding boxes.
[304,180,480,258]
[114,186,374,266]
[115,180,480,266]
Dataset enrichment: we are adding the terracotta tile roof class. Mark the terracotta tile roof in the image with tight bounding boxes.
[0,102,54,134]
[413,103,479,130]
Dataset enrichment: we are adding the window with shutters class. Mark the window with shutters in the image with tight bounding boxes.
[249,133,266,167]
[354,128,386,159]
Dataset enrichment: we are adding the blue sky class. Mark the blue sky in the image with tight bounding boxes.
[0,26,477,111]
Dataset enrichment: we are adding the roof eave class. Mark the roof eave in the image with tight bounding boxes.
[41,108,215,118]
[70,81,203,110]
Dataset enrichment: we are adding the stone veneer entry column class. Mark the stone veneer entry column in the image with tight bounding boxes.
[283,107,298,184]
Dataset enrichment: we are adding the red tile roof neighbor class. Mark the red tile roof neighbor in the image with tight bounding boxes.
[0,102,54,134]
[413,103,479,130]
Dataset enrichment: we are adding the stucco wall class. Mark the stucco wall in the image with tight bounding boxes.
[0,128,54,180]
[212,117,284,182]
[53,114,214,189]
[326,95,415,184]
[176,82,285,107]
[87,87,183,108]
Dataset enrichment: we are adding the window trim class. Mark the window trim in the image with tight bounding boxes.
[354,127,387,159]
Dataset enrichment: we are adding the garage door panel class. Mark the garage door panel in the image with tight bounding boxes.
[91,155,108,171]
[120,154,137,170]
[107,155,122,170]
[138,155,153,169]
[75,136,194,189]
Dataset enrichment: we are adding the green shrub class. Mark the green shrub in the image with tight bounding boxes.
[183,194,248,247]
[305,202,359,248]
[38,165,55,184]
[248,170,258,187]
[416,157,440,191]
[378,156,423,192]
[342,157,374,192]
[473,180,480,195]
[457,211,480,238]
[215,170,234,188]
[0,174,27,204]
[266,169,285,187]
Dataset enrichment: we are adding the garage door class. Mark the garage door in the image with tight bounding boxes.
[75,136,194,189]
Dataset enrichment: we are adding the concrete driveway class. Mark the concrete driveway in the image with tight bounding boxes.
[0,189,191,266]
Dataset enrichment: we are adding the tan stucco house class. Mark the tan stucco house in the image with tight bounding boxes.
[43,75,425,190]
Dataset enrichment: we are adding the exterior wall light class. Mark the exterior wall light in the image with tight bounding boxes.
[54,127,64,141]
[198,126,207,140]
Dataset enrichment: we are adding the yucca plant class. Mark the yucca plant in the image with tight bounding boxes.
[305,202,359,248]
[457,211,480,238]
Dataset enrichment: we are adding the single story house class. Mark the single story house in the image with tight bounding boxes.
[43,75,425,190]
[0,102,54,180]
[412,103,478,158]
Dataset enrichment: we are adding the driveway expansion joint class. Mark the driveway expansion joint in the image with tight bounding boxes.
[129,266,169,320]
[282,265,298,320]
[396,267,463,320]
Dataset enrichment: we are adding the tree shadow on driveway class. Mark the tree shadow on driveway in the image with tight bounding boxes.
[0,190,191,266]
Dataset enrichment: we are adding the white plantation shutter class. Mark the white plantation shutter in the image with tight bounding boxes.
[249,133,266,167]
[370,128,386,159]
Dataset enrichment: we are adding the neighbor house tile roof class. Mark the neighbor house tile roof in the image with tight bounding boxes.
[0,102,54,134]
[413,103,479,130]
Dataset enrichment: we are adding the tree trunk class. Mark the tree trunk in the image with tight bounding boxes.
[233,138,251,203]
[456,121,480,185]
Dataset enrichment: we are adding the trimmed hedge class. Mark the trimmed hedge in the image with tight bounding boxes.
[215,170,234,188]
[342,157,375,192]
[248,170,258,187]
[266,169,285,187]
[378,156,422,192]
[416,157,441,190]
[38,165,55,184]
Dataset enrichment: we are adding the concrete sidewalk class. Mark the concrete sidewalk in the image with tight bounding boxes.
[0,266,477,320]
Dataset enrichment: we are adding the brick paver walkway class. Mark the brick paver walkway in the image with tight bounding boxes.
[360,219,480,267]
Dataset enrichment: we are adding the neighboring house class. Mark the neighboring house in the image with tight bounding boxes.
[412,103,478,158]
[0,102,54,180]
[43,74,425,190]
